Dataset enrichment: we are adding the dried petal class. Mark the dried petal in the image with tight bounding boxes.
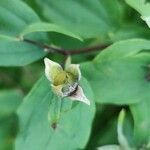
[44,58,63,83]
[65,64,81,81]
[44,58,90,106]
[61,82,78,97]
[51,84,64,97]
[69,86,90,105]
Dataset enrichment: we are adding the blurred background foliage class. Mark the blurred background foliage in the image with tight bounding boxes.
[0,0,150,150]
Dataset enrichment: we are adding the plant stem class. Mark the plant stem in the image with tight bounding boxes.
[23,38,109,56]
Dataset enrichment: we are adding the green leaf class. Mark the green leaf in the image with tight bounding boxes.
[0,90,23,150]
[0,0,40,36]
[15,76,95,150]
[0,35,17,41]
[125,0,150,28]
[81,39,150,104]
[20,22,82,41]
[33,0,124,38]
[0,0,47,66]
[0,40,47,66]
[0,0,83,66]
[130,99,150,148]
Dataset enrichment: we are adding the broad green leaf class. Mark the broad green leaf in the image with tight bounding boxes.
[0,90,23,150]
[33,0,124,38]
[15,76,95,150]
[81,39,150,104]
[0,0,83,66]
[0,0,39,36]
[125,0,150,28]
[130,99,150,148]
[0,40,46,66]
[20,22,82,41]
[0,35,17,41]
[0,41,46,66]
[25,0,150,43]
[0,0,47,66]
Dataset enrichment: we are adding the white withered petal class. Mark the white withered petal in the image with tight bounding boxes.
[44,57,90,105]
[69,86,90,105]
[44,58,63,83]
[65,64,81,81]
